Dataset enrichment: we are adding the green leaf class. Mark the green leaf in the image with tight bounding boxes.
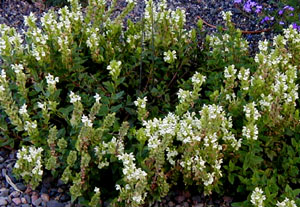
[125,107,135,115]
[58,105,74,120]
[228,173,235,185]
[111,91,124,100]
[111,104,122,113]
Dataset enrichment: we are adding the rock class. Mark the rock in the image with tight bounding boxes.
[49,188,58,197]
[22,204,31,207]
[12,197,22,205]
[16,182,27,191]
[0,156,4,163]
[57,179,65,187]
[0,197,7,205]
[10,190,20,198]
[21,197,27,204]
[194,204,204,207]
[31,192,39,203]
[175,195,185,203]
[24,194,31,203]
[33,197,43,206]
[183,201,189,207]
[41,193,50,202]
[168,201,175,207]
[41,186,48,194]
[59,193,70,202]
[0,188,9,197]
[47,200,65,207]
[192,195,201,203]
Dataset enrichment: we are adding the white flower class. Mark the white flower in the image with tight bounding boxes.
[94,187,100,194]
[69,91,81,103]
[276,198,297,207]
[163,50,177,63]
[132,195,142,203]
[126,0,135,4]
[0,85,5,92]
[94,93,101,103]
[1,70,6,79]
[46,73,59,85]
[115,184,121,191]
[19,104,28,115]
[82,114,93,127]
[250,187,266,207]
[37,102,45,109]
[134,97,147,109]
[11,64,24,74]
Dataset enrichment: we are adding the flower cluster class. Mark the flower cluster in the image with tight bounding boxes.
[276,198,297,207]
[250,187,266,207]
[107,60,122,81]
[13,146,43,189]
[163,50,177,64]
[116,152,148,207]
[134,97,148,121]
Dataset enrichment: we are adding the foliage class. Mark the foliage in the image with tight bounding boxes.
[0,0,299,206]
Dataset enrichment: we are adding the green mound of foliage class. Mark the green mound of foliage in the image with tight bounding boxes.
[0,0,299,206]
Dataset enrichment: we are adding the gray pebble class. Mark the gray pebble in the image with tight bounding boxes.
[12,197,22,205]
[16,183,27,192]
[0,188,9,197]
[0,197,7,205]
[24,194,31,203]
[168,201,175,207]
[33,197,43,206]
[0,156,4,163]
[46,200,64,207]
[175,195,185,203]
[10,190,20,198]
[22,204,31,207]
[192,195,201,203]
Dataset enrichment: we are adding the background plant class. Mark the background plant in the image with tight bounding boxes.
[0,0,299,207]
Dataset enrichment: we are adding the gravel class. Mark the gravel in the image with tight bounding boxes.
[0,0,284,206]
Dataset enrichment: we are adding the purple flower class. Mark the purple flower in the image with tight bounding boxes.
[278,10,284,15]
[279,21,285,25]
[292,23,299,30]
[243,0,257,13]
[284,6,294,11]
[255,5,262,13]
[234,0,242,3]
[261,16,274,24]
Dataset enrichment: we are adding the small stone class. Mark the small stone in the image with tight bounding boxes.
[47,200,64,207]
[10,190,20,198]
[21,197,27,204]
[57,188,63,193]
[0,156,4,163]
[12,197,22,205]
[194,204,204,207]
[33,198,42,206]
[41,186,48,194]
[0,197,7,205]
[192,195,201,203]
[57,179,65,187]
[168,201,175,207]
[41,193,50,202]
[183,201,189,207]
[24,194,31,203]
[22,204,31,207]
[175,195,185,203]
[59,193,70,202]
[16,183,27,191]
[31,192,39,203]
[0,188,9,197]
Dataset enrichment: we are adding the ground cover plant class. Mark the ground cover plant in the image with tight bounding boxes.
[0,0,299,206]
